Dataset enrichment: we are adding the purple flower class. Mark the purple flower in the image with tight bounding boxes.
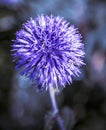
[11,15,85,91]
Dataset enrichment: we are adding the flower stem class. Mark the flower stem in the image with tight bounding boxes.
[49,87,58,115]
[49,87,66,130]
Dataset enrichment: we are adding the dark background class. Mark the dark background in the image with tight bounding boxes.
[0,0,106,130]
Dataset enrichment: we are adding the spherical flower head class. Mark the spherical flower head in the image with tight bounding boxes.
[11,15,85,91]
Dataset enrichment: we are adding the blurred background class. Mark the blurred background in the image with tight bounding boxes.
[0,0,106,130]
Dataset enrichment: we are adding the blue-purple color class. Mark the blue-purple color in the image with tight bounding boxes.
[11,15,85,91]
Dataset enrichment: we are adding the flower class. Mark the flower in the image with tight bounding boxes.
[11,15,85,91]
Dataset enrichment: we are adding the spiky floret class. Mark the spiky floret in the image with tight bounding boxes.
[11,15,85,91]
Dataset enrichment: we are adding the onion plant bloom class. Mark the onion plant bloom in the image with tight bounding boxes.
[11,15,85,91]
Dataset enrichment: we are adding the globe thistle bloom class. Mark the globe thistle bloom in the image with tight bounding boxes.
[11,15,85,91]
